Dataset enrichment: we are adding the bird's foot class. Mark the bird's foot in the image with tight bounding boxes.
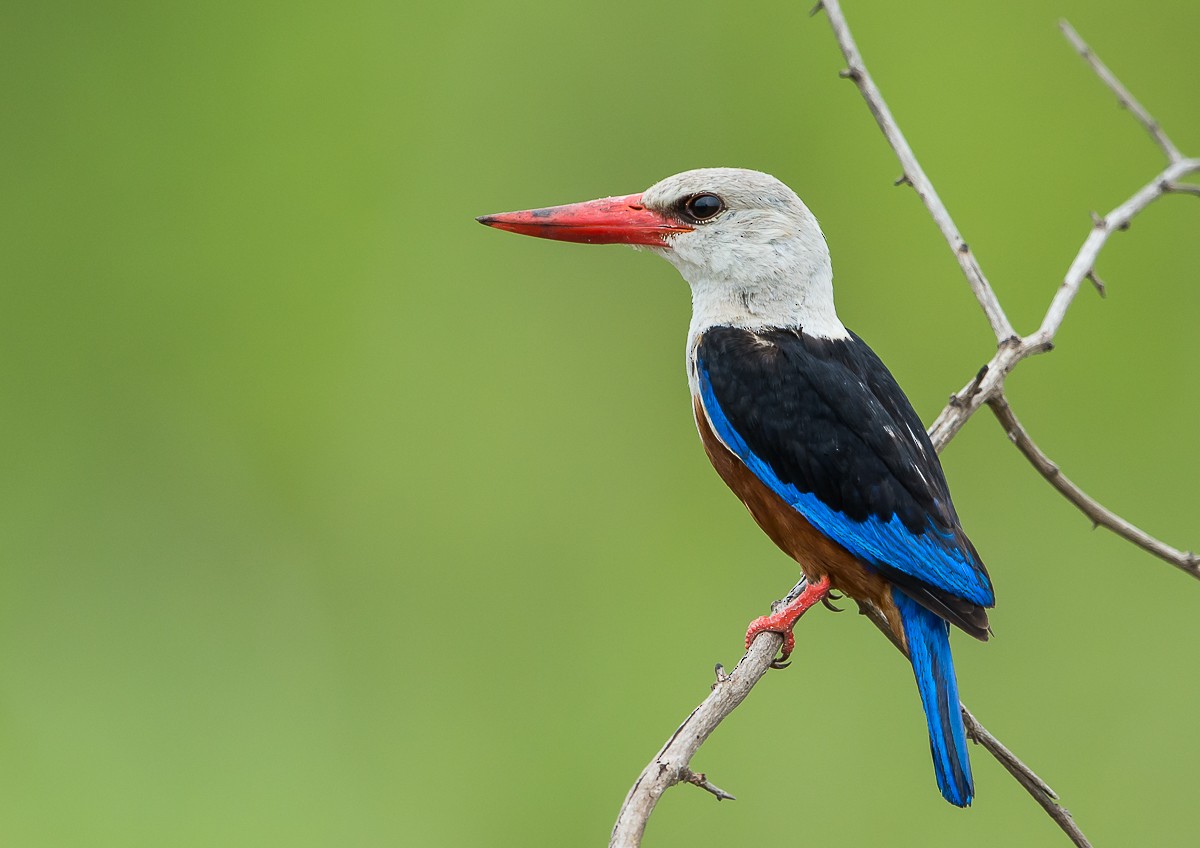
[745,575,832,669]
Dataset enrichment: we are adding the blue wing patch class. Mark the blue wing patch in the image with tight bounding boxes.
[698,362,993,606]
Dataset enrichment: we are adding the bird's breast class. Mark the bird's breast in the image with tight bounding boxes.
[692,393,905,641]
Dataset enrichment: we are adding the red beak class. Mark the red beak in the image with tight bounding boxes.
[476,193,692,247]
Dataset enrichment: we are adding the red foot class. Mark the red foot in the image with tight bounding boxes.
[745,576,832,668]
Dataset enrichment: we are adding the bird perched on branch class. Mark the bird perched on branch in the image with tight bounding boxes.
[477,168,995,807]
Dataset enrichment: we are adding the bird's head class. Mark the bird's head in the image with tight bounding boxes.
[478,167,842,337]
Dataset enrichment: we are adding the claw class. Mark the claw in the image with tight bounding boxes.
[744,575,831,668]
[821,596,844,613]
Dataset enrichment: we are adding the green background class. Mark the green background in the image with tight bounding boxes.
[2,0,1197,845]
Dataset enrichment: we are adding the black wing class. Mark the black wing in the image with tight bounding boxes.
[695,326,994,632]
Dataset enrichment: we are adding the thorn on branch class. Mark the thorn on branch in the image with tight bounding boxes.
[838,67,862,81]
[956,364,989,407]
[713,664,729,687]
[1090,211,1106,228]
[682,768,736,801]
[894,174,912,187]
[808,1,825,17]
[1086,271,1107,297]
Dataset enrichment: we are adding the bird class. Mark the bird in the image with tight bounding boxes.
[477,168,995,807]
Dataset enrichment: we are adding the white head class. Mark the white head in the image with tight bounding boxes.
[640,168,845,340]
[477,167,847,341]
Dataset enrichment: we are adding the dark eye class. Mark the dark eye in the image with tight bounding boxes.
[682,193,724,222]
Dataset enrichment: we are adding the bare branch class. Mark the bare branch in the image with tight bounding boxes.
[961,712,1091,848]
[613,607,1092,848]
[1059,20,1184,164]
[927,154,1200,450]
[821,4,1199,450]
[820,0,1017,344]
[1031,156,1200,346]
[609,631,783,848]
[988,394,1200,580]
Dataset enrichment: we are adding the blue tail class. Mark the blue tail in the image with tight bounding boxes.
[893,588,973,807]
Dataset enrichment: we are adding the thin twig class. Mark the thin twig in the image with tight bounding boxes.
[1059,20,1184,164]
[1032,156,1200,346]
[1164,181,1200,196]
[988,394,1200,580]
[681,768,737,801]
[821,0,1016,344]
[960,712,1090,848]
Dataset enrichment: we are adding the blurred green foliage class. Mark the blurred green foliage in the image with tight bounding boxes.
[0,0,1197,845]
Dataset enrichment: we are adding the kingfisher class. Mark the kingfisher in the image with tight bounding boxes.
[477,168,995,807]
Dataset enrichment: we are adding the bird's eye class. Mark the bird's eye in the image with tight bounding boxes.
[682,193,724,222]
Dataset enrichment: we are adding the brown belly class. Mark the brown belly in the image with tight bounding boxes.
[693,396,904,640]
